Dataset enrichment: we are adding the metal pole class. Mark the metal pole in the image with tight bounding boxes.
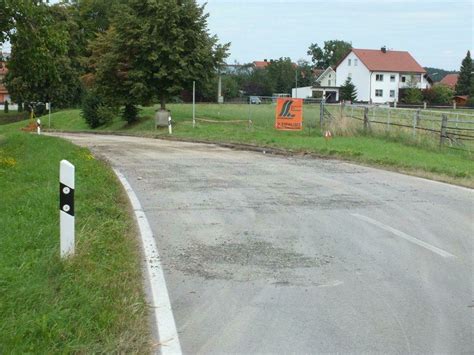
[295,69,298,98]
[192,81,196,128]
[48,102,51,128]
[60,160,75,258]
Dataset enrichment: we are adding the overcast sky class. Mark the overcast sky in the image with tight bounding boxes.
[2,0,472,70]
[198,0,473,70]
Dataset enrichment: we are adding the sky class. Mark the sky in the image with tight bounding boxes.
[2,0,472,70]
[197,0,473,70]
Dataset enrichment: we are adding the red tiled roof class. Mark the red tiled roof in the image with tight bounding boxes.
[253,61,270,69]
[253,60,298,69]
[337,48,426,73]
[440,73,458,88]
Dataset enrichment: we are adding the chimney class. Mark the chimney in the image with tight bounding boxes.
[381,46,387,53]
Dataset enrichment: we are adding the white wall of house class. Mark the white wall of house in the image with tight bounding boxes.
[370,72,400,103]
[292,86,313,98]
[336,52,371,101]
[317,68,337,87]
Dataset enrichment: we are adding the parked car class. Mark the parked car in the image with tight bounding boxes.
[249,96,262,104]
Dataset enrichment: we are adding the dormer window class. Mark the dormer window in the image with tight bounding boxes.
[348,59,352,66]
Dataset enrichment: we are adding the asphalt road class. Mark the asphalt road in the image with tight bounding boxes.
[53,133,473,354]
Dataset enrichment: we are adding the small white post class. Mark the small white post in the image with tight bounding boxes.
[168,115,172,135]
[423,101,427,110]
[36,118,41,135]
[192,81,196,128]
[60,160,75,258]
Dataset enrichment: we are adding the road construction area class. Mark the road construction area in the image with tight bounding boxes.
[52,133,473,354]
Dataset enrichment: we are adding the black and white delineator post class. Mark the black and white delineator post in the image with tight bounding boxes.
[60,160,75,258]
[168,115,172,135]
[36,118,41,135]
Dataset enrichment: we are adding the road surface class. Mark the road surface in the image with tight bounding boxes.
[53,133,473,354]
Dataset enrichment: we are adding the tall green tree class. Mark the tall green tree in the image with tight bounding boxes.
[266,57,296,94]
[88,0,229,114]
[340,77,357,102]
[455,50,472,95]
[4,3,83,107]
[307,40,352,69]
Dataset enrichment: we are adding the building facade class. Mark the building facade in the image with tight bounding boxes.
[335,48,429,103]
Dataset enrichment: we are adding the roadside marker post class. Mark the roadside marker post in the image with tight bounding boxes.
[60,160,75,258]
[168,115,172,135]
[36,118,41,135]
[192,81,196,128]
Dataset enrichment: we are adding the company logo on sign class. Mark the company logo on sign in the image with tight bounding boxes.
[275,98,303,130]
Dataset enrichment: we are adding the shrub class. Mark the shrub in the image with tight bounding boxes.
[81,91,114,128]
[4,100,8,113]
[121,103,140,124]
[401,88,423,104]
[423,84,454,105]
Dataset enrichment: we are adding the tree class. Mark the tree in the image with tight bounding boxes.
[340,77,357,102]
[296,59,314,87]
[307,40,352,69]
[455,50,472,95]
[266,58,296,94]
[4,3,83,107]
[87,0,229,118]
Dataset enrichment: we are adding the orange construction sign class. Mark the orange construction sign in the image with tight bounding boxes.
[275,98,303,130]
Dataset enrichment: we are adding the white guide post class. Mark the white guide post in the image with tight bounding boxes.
[168,115,172,135]
[60,160,75,258]
[192,81,196,128]
[36,118,41,135]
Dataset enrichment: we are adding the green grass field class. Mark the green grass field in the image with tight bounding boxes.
[0,124,151,352]
[10,103,474,187]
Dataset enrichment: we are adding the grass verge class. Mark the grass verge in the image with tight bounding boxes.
[13,105,474,188]
[0,124,151,352]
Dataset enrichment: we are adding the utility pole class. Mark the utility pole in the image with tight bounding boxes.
[295,68,298,98]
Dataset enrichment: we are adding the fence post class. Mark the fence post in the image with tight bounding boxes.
[412,110,418,137]
[386,108,391,131]
[423,101,427,110]
[440,114,448,147]
[363,107,369,132]
[320,100,324,127]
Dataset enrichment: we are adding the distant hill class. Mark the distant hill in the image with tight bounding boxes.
[424,67,458,82]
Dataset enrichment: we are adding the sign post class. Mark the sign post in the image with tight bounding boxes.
[275,98,303,131]
[60,160,75,258]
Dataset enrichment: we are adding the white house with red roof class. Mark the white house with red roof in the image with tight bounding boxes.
[335,47,429,103]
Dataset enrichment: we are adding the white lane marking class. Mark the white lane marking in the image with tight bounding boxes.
[114,169,182,355]
[351,213,456,259]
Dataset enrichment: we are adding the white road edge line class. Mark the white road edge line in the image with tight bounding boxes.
[351,213,456,259]
[113,168,182,355]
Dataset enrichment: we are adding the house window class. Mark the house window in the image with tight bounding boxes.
[401,76,406,83]
[390,75,395,82]
[375,89,383,97]
[348,59,352,66]
[328,80,331,86]
[376,74,384,81]
[354,59,358,66]
[328,74,331,78]
[389,90,395,98]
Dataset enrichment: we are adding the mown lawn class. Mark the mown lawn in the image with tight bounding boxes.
[0,123,151,352]
[23,104,474,187]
